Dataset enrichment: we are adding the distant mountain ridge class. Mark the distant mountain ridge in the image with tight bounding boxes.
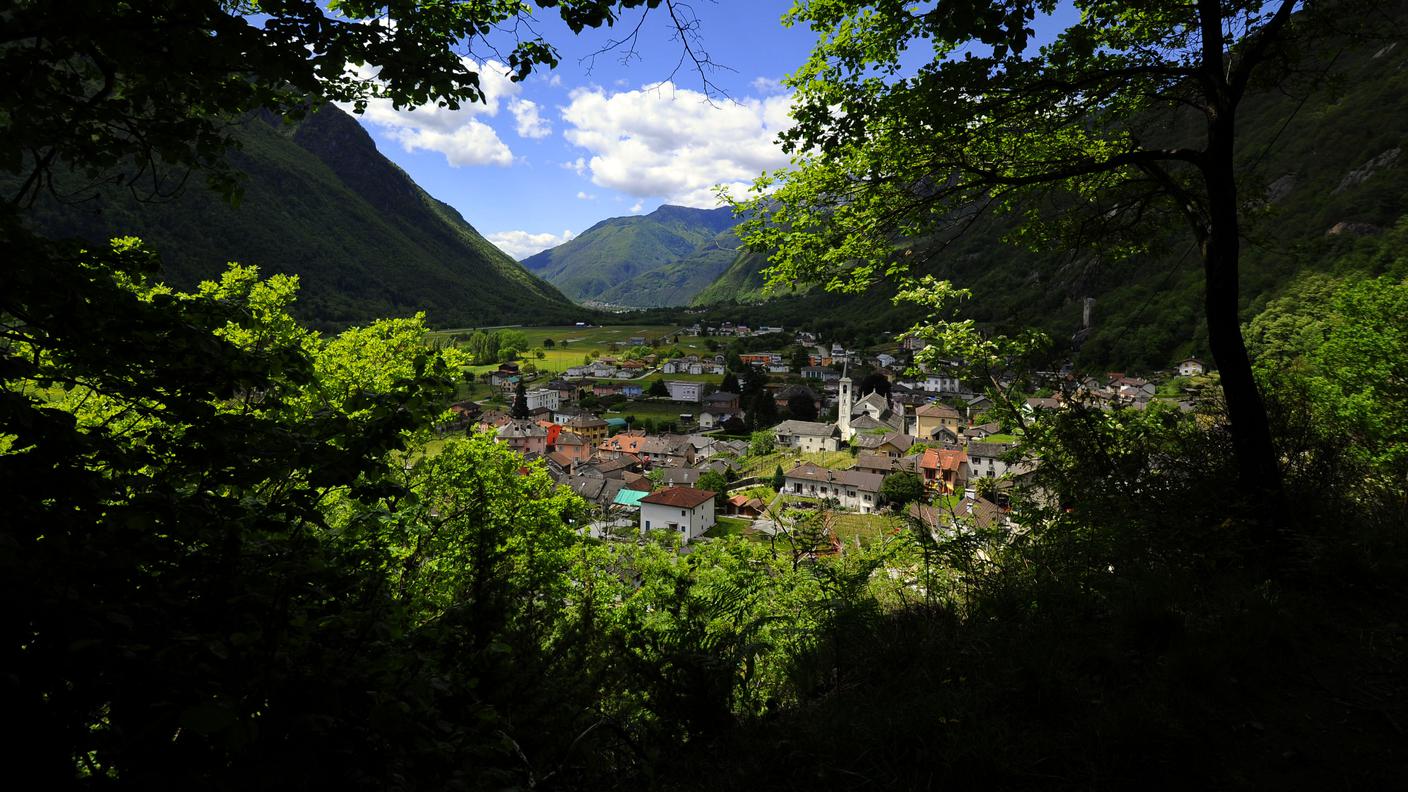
[521,204,742,307]
[18,104,583,329]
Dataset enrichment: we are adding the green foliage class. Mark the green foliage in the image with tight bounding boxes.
[771,464,787,491]
[749,430,777,457]
[648,378,670,397]
[697,470,729,508]
[880,471,924,507]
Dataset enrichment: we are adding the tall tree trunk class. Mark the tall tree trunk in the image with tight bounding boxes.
[1203,109,1288,543]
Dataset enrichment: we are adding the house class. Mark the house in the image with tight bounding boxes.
[964,421,1002,442]
[914,402,963,440]
[774,420,842,452]
[781,462,885,513]
[933,425,963,448]
[1178,357,1206,377]
[702,391,741,412]
[801,365,837,380]
[850,431,914,455]
[496,419,548,457]
[659,467,702,487]
[565,474,626,510]
[967,441,1017,480]
[920,373,961,393]
[563,413,609,442]
[726,495,766,518]
[854,453,917,476]
[919,448,970,494]
[639,486,717,541]
[525,388,560,412]
[699,409,742,430]
[551,431,594,463]
[739,352,780,367]
[964,394,994,419]
[908,496,1004,536]
[665,380,704,403]
[875,352,897,369]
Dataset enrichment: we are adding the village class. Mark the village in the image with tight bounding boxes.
[438,322,1214,551]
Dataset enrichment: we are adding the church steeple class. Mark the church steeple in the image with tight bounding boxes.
[838,360,854,441]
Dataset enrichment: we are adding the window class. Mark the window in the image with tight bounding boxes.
[681,509,686,516]
[645,520,651,529]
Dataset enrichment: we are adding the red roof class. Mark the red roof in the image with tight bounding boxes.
[920,448,968,472]
[640,486,716,509]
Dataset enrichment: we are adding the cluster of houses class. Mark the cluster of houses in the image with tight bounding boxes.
[458,323,1212,547]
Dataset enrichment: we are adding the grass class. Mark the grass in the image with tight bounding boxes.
[432,325,728,377]
[738,448,856,477]
[609,401,700,420]
[703,516,751,539]
[831,512,904,546]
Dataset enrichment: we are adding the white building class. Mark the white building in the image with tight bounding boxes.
[1178,358,1206,376]
[525,388,560,412]
[774,420,841,452]
[665,380,704,402]
[920,374,962,393]
[782,463,885,513]
[639,486,717,541]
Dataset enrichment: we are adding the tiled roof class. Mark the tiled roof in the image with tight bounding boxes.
[640,486,716,509]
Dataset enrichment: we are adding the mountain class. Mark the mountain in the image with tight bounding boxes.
[692,28,1408,370]
[17,104,582,329]
[521,204,741,307]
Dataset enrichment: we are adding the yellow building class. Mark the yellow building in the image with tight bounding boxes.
[914,402,962,440]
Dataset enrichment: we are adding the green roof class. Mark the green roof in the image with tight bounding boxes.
[605,417,629,428]
[613,489,650,508]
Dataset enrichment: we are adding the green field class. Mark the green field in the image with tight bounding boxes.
[738,449,856,478]
[432,325,734,385]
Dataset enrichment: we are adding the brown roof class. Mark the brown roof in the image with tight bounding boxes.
[916,402,961,418]
[639,486,716,509]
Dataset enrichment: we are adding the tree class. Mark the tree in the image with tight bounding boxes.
[543,338,555,349]
[648,379,670,397]
[771,464,786,492]
[735,0,1358,529]
[2,0,687,210]
[786,392,818,422]
[720,371,742,394]
[511,380,530,418]
[791,347,811,373]
[858,372,890,399]
[697,470,729,509]
[750,430,777,457]
[880,472,925,508]
[749,390,780,430]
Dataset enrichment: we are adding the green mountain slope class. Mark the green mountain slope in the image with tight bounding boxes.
[521,204,740,306]
[693,28,1408,370]
[18,105,582,329]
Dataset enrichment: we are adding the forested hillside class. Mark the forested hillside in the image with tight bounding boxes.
[696,29,1408,370]
[16,104,584,329]
[522,204,741,306]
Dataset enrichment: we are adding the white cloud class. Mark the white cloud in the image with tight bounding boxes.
[751,76,786,94]
[340,58,521,167]
[629,201,644,213]
[576,191,596,200]
[562,157,588,175]
[510,98,551,139]
[560,82,793,208]
[487,229,576,260]
[388,121,513,167]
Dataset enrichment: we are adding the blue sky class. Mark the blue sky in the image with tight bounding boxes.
[341,2,817,259]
